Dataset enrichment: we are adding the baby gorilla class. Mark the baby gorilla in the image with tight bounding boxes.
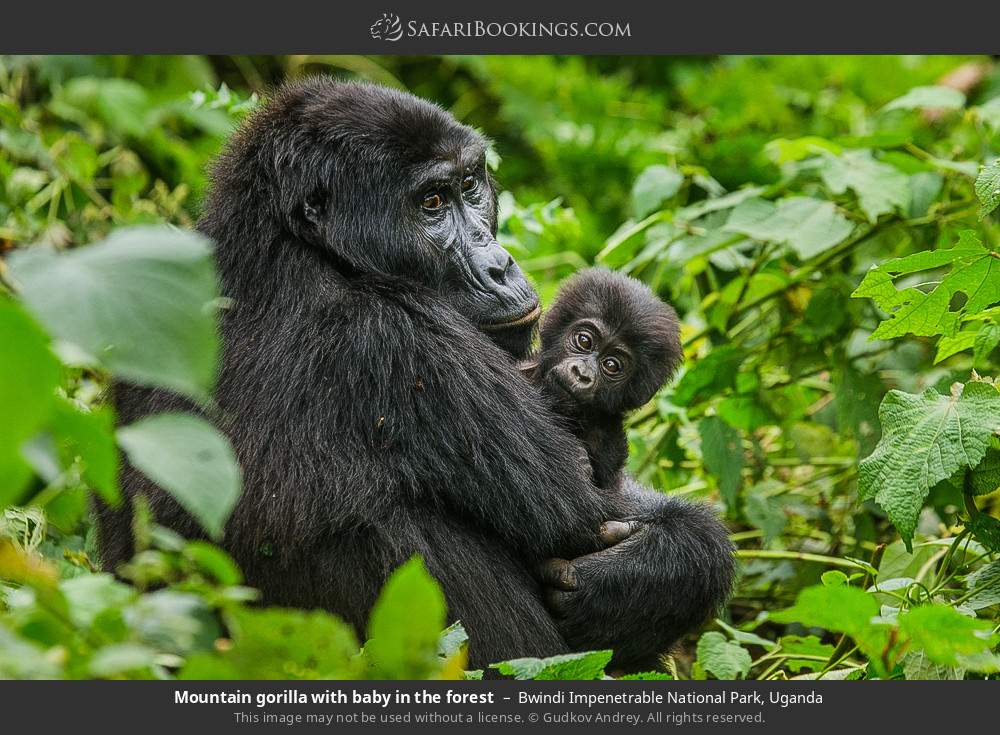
[522,268,682,489]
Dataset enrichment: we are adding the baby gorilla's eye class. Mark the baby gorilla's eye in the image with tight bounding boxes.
[461,174,477,192]
[601,356,623,376]
[574,331,593,351]
[422,191,446,210]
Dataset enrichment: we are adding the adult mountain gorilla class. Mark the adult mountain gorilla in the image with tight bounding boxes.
[97,79,733,669]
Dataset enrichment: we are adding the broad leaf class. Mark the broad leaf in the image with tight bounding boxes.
[858,382,1000,549]
[699,416,743,510]
[898,605,995,666]
[975,159,1000,216]
[695,632,751,680]
[116,413,241,540]
[964,559,1000,610]
[9,226,220,402]
[852,231,1000,341]
[631,164,683,218]
[365,556,447,679]
[491,650,612,680]
[818,150,909,223]
[883,85,966,112]
[0,300,61,505]
[772,585,887,660]
[724,196,853,259]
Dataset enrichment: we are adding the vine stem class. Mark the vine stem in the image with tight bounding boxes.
[735,549,868,570]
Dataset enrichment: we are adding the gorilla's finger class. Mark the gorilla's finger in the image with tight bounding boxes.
[544,588,573,617]
[536,558,579,590]
[599,520,640,546]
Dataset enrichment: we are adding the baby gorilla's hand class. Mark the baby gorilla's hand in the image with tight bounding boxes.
[536,520,643,616]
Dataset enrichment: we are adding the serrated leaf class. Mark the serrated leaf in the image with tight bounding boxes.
[9,226,220,402]
[696,632,751,680]
[699,416,743,510]
[631,164,683,218]
[975,159,1000,215]
[116,413,241,540]
[491,650,612,680]
[818,150,909,223]
[366,556,447,679]
[883,85,966,112]
[724,196,853,259]
[851,231,1000,341]
[858,382,1000,549]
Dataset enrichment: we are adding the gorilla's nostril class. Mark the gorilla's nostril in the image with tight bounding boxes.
[570,364,593,385]
[487,264,507,285]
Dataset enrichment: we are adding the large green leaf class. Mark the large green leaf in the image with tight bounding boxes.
[491,650,612,680]
[50,398,120,505]
[365,556,447,679]
[771,584,887,660]
[818,150,909,223]
[724,196,854,259]
[695,632,751,680]
[0,300,61,506]
[851,231,1000,341]
[9,226,220,402]
[898,605,995,667]
[964,559,1000,610]
[975,159,1000,216]
[116,413,241,540]
[858,382,1000,549]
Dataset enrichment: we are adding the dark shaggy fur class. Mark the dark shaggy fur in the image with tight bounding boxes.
[95,78,734,670]
[524,268,682,489]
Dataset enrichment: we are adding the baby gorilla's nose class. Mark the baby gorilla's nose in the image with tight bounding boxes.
[570,361,594,386]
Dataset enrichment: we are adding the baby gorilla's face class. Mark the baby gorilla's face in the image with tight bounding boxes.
[545,317,633,412]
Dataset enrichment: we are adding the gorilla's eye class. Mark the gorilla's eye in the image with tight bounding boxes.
[422,191,446,210]
[461,174,477,192]
[601,356,623,376]
[574,331,594,351]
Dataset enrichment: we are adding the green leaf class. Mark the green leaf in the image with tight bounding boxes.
[89,643,157,678]
[964,559,1000,610]
[859,382,1000,549]
[778,635,834,673]
[883,85,966,112]
[0,300,61,506]
[965,448,1000,496]
[181,606,358,680]
[116,413,241,540]
[968,512,1000,553]
[631,164,683,218]
[125,590,220,656]
[724,196,853,259]
[902,650,965,680]
[975,159,1000,215]
[852,231,1000,341]
[772,585,886,659]
[491,650,612,680]
[973,322,1000,364]
[60,573,135,628]
[898,605,995,666]
[365,556,447,679]
[818,150,909,223]
[695,632,751,680]
[183,541,243,586]
[673,346,746,406]
[9,226,220,402]
[699,416,743,510]
[437,621,469,659]
[50,399,119,505]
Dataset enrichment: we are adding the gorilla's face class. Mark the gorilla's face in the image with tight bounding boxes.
[287,83,539,357]
[406,148,539,338]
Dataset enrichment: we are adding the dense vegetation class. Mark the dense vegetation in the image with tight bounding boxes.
[2,55,1000,680]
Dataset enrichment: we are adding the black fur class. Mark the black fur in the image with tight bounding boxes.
[523,268,682,489]
[95,79,734,670]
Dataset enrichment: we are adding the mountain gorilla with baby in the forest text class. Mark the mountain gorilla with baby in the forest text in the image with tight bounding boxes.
[96,78,734,670]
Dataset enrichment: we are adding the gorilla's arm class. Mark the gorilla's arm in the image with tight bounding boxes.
[540,475,734,670]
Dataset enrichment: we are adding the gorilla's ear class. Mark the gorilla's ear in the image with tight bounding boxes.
[303,188,329,229]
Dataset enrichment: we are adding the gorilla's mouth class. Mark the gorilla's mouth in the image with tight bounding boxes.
[480,303,542,332]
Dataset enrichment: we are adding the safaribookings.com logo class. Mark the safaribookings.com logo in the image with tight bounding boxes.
[369,13,631,41]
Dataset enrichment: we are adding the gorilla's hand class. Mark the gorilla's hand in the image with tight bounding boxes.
[538,486,734,671]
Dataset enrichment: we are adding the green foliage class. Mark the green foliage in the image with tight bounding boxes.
[3,54,1000,681]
